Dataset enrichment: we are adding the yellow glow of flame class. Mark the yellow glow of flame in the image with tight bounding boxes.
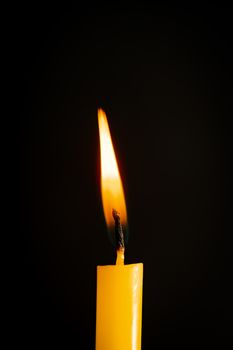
[98,108,127,229]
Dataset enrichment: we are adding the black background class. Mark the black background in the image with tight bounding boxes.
[18,3,232,347]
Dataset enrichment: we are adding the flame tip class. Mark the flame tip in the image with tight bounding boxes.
[98,107,105,114]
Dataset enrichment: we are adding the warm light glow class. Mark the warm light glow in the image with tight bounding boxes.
[98,108,127,229]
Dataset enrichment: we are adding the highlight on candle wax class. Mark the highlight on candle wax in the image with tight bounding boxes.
[97,108,128,246]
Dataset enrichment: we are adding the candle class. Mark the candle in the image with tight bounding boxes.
[96,109,143,350]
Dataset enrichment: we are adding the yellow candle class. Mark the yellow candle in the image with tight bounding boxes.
[96,109,143,350]
[96,261,143,350]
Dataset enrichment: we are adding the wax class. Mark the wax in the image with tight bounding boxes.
[95,263,143,350]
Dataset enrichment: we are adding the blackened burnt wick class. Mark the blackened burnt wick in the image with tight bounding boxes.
[112,209,125,251]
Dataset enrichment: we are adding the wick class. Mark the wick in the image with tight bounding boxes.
[112,209,125,265]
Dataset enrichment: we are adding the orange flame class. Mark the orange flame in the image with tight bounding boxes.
[98,108,127,229]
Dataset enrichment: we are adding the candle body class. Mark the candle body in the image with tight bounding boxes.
[96,263,143,350]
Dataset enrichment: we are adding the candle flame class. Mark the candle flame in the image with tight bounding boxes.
[98,108,127,230]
